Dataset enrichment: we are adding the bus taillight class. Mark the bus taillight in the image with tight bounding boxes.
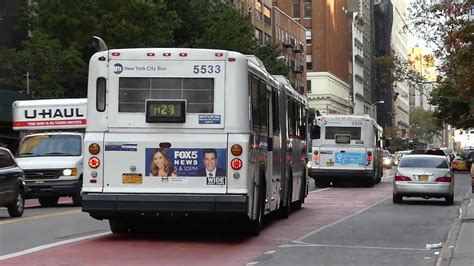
[163,53,171,57]
[88,157,100,168]
[215,52,224,57]
[147,53,155,56]
[179,53,187,57]
[231,158,243,170]
[111,52,120,56]
[367,151,373,166]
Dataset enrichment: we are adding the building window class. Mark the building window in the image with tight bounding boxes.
[264,33,271,45]
[293,3,300,19]
[303,3,312,18]
[306,61,312,71]
[305,29,312,44]
[307,80,312,93]
[263,6,271,25]
[255,29,262,41]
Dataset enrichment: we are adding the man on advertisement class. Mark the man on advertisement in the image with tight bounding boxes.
[197,148,226,177]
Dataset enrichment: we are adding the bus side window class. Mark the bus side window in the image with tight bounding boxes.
[288,100,296,136]
[311,125,321,139]
[272,89,279,134]
[259,79,268,131]
[96,77,106,112]
[251,75,260,130]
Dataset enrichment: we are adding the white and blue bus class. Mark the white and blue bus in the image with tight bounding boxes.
[308,115,383,187]
[81,47,308,235]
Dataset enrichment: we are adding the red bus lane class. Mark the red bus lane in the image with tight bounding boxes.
[2,183,393,265]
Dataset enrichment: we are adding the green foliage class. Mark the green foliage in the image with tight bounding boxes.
[2,0,288,97]
[408,1,474,127]
[0,31,86,97]
[409,107,443,143]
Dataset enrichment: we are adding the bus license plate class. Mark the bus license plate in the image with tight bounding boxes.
[326,161,334,166]
[122,174,143,184]
[418,175,428,181]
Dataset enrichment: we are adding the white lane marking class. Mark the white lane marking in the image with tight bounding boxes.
[264,250,277,255]
[0,232,110,261]
[279,242,428,251]
[295,195,392,241]
[246,262,259,265]
[308,187,332,194]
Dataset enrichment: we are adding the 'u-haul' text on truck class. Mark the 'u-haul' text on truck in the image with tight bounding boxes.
[12,98,87,206]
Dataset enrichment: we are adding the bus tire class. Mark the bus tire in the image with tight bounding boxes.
[109,219,129,234]
[315,177,330,188]
[365,176,375,187]
[278,169,292,219]
[248,174,265,236]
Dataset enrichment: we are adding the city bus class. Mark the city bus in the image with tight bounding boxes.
[308,115,383,187]
[81,47,309,235]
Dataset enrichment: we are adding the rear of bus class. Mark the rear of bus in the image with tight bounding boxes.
[82,49,251,221]
[308,116,376,186]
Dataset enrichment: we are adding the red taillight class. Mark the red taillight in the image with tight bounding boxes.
[228,57,236,62]
[435,176,453,183]
[215,52,224,57]
[90,179,97,183]
[111,52,120,56]
[88,157,100,168]
[179,52,187,57]
[395,175,411,181]
[231,158,243,170]
[163,53,171,57]
[147,52,155,56]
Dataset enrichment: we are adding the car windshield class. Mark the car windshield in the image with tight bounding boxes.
[383,151,390,157]
[399,156,449,168]
[18,135,82,157]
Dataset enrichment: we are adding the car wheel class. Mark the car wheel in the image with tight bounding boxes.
[393,193,402,204]
[39,196,59,207]
[72,193,82,206]
[445,194,454,205]
[109,219,129,234]
[7,191,25,217]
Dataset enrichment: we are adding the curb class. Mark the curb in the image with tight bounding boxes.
[436,190,471,266]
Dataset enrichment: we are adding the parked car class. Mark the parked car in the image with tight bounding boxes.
[0,147,26,217]
[383,150,393,169]
[393,154,454,205]
[451,156,469,171]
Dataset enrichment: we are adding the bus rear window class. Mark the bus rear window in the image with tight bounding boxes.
[325,126,361,140]
[118,77,214,113]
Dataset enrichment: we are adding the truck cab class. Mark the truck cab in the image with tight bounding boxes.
[12,98,87,207]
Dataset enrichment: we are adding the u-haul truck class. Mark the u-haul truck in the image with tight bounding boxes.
[12,98,87,206]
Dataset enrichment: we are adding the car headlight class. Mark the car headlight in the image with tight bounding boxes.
[63,168,77,176]
[384,158,391,164]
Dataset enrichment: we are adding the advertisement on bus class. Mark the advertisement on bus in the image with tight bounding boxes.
[145,147,227,184]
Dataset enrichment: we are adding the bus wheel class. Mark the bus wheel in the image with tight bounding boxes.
[109,219,129,234]
[315,177,330,188]
[248,176,265,236]
[365,176,375,187]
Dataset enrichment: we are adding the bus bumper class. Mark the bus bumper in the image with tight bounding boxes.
[82,193,248,219]
[308,168,373,178]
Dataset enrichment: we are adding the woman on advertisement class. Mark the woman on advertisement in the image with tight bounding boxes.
[149,148,177,177]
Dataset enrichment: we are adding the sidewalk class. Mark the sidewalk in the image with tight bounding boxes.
[439,190,474,266]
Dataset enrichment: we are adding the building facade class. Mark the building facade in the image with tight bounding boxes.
[351,0,375,117]
[272,6,307,95]
[391,0,410,137]
[275,0,353,114]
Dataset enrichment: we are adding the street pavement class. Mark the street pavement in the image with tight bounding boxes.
[440,185,474,266]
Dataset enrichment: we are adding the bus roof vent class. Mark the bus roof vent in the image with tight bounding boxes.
[245,55,267,71]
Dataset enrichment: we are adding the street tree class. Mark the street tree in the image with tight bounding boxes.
[407,0,474,128]
[409,107,443,144]
[1,0,288,97]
